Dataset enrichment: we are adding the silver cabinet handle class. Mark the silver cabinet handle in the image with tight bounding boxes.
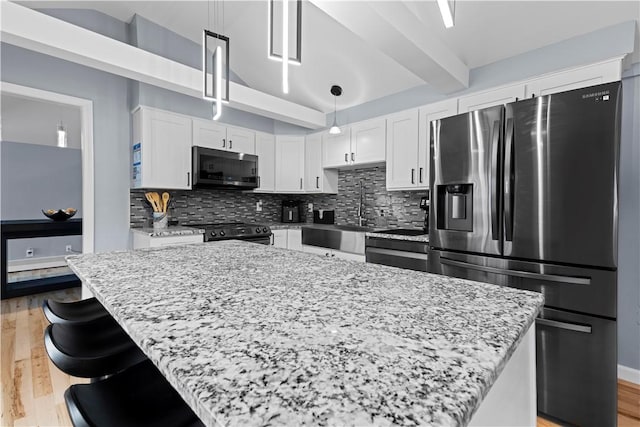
[440,257,591,285]
[419,167,423,183]
[187,172,190,186]
[229,140,233,149]
[222,138,226,148]
[270,234,274,245]
[536,318,592,334]
[300,178,303,189]
[411,168,415,184]
[351,152,355,162]
[316,176,319,189]
[345,153,348,163]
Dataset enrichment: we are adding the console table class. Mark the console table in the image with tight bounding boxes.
[1,219,82,299]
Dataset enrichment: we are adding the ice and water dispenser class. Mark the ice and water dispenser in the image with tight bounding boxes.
[436,184,473,231]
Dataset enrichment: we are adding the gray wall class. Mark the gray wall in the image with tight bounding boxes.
[618,63,640,372]
[1,43,131,253]
[1,94,82,148]
[1,141,83,260]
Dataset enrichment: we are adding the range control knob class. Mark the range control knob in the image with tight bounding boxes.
[210,231,216,237]
[262,227,269,233]
[219,230,226,237]
[256,228,261,233]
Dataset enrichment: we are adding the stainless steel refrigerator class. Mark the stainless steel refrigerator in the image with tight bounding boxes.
[429,81,621,427]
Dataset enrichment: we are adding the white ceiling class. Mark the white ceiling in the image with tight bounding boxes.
[16,1,640,113]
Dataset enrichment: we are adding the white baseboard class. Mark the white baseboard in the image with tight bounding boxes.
[618,364,640,385]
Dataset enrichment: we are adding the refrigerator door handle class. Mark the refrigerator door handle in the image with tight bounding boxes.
[439,257,591,285]
[536,318,592,334]
[504,118,515,241]
[491,120,500,240]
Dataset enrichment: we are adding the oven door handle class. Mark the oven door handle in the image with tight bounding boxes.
[440,257,591,285]
[536,318,592,334]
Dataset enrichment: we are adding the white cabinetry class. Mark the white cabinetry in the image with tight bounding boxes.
[271,228,302,251]
[458,84,525,113]
[132,107,192,190]
[417,99,459,190]
[305,132,338,193]
[254,132,276,192]
[301,245,365,262]
[322,118,385,168]
[275,136,305,193]
[524,58,622,97]
[192,118,256,154]
[132,232,203,249]
[386,109,420,191]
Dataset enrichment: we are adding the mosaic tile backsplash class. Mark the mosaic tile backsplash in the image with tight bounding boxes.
[130,166,428,229]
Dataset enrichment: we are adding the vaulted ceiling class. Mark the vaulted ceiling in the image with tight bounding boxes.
[15,1,640,114]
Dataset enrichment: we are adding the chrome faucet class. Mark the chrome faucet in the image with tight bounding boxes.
[357,180,365,226]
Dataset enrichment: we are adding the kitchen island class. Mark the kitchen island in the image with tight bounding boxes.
[67,241,543,426]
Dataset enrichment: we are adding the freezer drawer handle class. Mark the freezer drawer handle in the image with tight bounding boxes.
[536,318,592,334]
[440,257,591,285]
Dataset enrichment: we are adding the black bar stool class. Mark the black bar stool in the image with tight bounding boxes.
[44,316,147,379]
[65,360,205,427]
[43,297,109,325]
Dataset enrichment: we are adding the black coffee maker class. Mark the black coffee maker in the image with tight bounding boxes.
[420,195,429,232]
[282,200,301,223]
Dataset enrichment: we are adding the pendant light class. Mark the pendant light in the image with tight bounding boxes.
[202,0,229,120]
[436,0,455,28]
[57,121,67,148]
[329,85,342,135]
[268,0,302,94]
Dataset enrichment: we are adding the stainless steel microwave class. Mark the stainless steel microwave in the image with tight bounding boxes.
[192,146,259,189]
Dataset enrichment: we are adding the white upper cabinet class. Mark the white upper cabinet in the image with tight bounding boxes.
[418,99,459,190]
[275,136,305,193]
[386,109,419,190]
[192,118,256,154]
[254,132,275,192]
[131,107,192,190]
[350,117,386,165]
[322,128,351,168]
[458,84,525,113]
[524,58,623,98]
[322,118,386,168]
[305,132,338,194]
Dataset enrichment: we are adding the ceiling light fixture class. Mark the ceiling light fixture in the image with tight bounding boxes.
[268,0,302,94]
[282,0,288,94]
[57,122,67,148]
[329,85,342,135]
[203,0,229,120]
[436,0,455,28]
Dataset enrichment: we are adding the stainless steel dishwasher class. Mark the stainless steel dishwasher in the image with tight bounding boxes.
[365,229,429,272]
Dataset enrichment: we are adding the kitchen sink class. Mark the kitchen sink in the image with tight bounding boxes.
[301,224,373,254]
[333,224,376,232]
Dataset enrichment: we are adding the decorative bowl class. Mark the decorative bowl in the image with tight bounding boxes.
[42,208,77,221]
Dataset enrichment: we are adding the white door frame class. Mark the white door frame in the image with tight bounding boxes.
[1,81,95,254]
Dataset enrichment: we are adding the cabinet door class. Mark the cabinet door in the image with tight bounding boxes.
[304,133,323,192]
[192,118,227,150]
[272,230,288,248]
[226,126,256,154]
[386,109,419,190]
[322,128,351,168]
[286,229,302,251]
[458,84,525,113]
[254,132,275,192]
[351,117,386,165]
[418,99,458,189]
[142,108,192,189]
[275,136,305,192]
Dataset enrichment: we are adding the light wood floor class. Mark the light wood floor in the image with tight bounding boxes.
[1,289,639,426]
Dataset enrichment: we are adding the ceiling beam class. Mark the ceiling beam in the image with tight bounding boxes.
[0,2,326,129]
[309,0,469,93]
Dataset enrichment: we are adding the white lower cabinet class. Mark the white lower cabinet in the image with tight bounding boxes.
[271,228,302,251]
[301,245,365,262]
[132,232,203,249]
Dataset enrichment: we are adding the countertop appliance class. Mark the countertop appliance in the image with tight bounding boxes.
[192,147,258,189]
[282,200,301,223]
[192,222,271,245]
[429,81,621,427]
[313,209,335,224]
[366,229,429,272]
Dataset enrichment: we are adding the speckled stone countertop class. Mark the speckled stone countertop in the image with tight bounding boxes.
[130,226,205,237]
[365,231,429,243]
[67,241,543,427]
[269,224,303,230]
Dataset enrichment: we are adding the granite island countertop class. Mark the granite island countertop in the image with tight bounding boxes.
[67,241,543,427]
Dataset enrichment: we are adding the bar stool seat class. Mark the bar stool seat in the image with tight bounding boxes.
[43,298,109,325]
[44,316,147,378]
[65,360,204,427]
